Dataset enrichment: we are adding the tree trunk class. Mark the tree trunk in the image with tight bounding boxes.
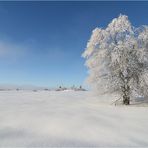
[119,72,130,105]
[123,95,130,105]
[122,85,130,105]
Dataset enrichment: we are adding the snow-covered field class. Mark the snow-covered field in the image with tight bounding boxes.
[0,90,148,147]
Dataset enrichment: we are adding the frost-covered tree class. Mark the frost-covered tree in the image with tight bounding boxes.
[82,14,148,105]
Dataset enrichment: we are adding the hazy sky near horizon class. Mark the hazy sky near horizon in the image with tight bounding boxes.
[0,1,148,87]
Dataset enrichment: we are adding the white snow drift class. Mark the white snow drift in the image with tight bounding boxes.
[0,90,148,147]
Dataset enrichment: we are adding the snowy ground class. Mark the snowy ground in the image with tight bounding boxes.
[0,90,148,147]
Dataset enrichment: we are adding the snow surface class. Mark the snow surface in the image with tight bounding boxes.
[0,90,148,147]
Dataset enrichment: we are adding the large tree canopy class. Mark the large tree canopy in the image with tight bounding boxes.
[82,14,148,104]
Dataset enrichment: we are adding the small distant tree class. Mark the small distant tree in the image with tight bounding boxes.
[82,14,148,105]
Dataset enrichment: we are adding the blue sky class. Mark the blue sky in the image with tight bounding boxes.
[0,1,148,88]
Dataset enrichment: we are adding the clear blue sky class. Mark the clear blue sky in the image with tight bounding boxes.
[0,1,148,87]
